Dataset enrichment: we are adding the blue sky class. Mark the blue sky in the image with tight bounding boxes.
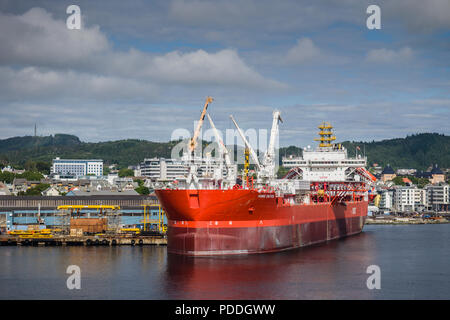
[0,0,449,147]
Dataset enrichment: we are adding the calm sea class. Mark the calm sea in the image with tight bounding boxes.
[1,224,449,300]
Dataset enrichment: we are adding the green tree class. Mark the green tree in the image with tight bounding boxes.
[118,168,134,177]
[392,176,405,186]
[18,171,44,181]
[23,183,50,196]
[135,186,150,195]
[0,171,15,184]
[24,160,37,172]
[35,161,51,175]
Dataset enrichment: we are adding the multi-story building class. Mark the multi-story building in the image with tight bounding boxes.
[378,189,394,212]
[414,188,428,212]
[139,157,235,181]
[381,165,396,182]
[426,184,449,212]
[416,164,446,185]
[51,158,103,177]
[393,186,425,212]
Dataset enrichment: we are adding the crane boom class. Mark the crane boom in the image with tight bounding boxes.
[206,113,231,166]
[189,96,214,153]
[230,115,261,170]
[263,110,282,168]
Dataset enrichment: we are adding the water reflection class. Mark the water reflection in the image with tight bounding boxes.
[165,231,378,299]
[2,225,450,299]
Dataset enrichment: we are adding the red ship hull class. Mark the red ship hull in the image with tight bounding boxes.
[156,189,367,256]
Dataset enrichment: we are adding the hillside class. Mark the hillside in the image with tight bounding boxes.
[341,133,450,170]
[0,134,179,169]
[0,133,449,171]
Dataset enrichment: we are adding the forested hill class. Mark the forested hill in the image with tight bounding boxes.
[342,133,450,170]
[0,134,179,169]
[0,133,448,171]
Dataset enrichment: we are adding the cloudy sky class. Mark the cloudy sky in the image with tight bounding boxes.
[0,0,449,148]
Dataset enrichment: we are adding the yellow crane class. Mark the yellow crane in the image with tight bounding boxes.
[189,97,214,154]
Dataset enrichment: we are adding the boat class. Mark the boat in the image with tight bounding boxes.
[155,98,376,255]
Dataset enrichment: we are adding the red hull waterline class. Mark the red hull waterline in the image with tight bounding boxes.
[156,189,368,256]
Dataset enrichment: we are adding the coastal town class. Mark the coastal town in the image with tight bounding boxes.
[0,153,449,236]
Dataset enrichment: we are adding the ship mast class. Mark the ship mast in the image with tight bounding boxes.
[314,122,336,148]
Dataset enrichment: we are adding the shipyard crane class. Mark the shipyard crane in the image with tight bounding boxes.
[206,113,237,182]
[206,113,231,167]
[230,115,261,171]
[189,96,214,154]
[261,110,282,179]
[185,97,213,189]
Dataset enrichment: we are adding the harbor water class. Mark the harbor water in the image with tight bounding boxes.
[1,224,449,299]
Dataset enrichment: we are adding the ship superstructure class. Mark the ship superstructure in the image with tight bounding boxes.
[282,123,373,182]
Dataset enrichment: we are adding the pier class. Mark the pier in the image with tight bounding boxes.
[0,234,167,246]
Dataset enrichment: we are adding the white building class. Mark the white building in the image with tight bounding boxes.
[393,186,427,212]
[41,186,60,196]
[139,157,234,181]
[51,158,103,177]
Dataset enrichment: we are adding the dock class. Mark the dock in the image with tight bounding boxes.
[366,217,450,225]
[0,235,167,246]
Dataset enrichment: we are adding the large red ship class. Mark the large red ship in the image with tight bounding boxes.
[156,98,375,256]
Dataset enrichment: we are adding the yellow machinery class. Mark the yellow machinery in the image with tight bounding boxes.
[314,122,336,148]
[243,147,250,186]
[374,194,381,207]
[119,228,140,235]
[142,204,167,234]
[57,205,120,211]
[10,228,54,239]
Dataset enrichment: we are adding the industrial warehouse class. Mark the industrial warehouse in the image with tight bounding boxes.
[0,194,167,246]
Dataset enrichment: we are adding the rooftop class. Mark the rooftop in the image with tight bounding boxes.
[381,165,395,175]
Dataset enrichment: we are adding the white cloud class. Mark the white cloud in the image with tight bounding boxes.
[285,38,322,64]
[0,66,159,101]
[0,7,285,91]
[365,47,413,63]
[0,8,109,67]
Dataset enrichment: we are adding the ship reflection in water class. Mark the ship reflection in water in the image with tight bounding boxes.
[165,230,378,300]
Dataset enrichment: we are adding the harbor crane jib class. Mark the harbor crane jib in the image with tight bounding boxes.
[206,113,237,184]
[261,110,282,179]
[230,114,261,171]
[189,96,214,155]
